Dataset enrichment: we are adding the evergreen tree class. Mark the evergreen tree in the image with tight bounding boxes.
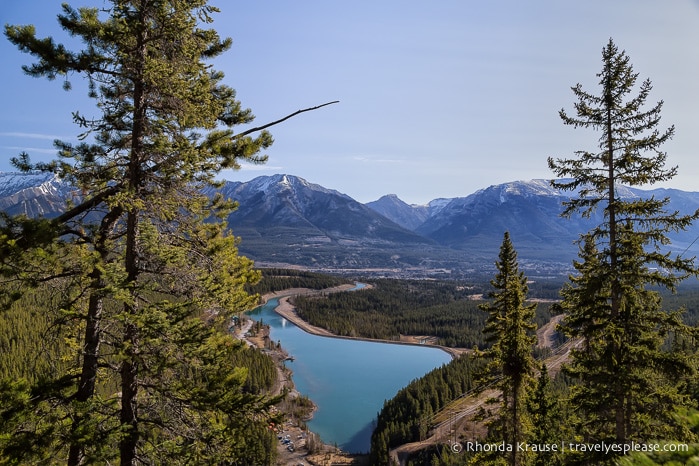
[526,364,563,466]
[1,1,333,464]
[548,38,698,457]
[480,232,537,466]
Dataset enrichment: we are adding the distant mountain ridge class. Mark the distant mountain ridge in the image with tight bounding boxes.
[368,178,699,262]
[204,173,432,248]
[0,172,80,218]
[365,194,449,231]
[2,171,699,274]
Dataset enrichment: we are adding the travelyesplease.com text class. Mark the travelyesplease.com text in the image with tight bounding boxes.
[450,441,689,455]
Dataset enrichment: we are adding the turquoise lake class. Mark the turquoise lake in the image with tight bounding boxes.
[248,291,451,453]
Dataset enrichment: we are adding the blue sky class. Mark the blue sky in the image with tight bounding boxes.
[1,1,699,204]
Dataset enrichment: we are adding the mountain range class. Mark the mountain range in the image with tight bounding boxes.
[2,172,699,277]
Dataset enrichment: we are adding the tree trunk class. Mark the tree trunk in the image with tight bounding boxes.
[119,321,139,466]
[605,99,626,443]
[119,215,139,465]
[512,376,521,466]
[67,292,103,466]
[119,210,140,466]
[119,5,147,461]
[68,209,121,466]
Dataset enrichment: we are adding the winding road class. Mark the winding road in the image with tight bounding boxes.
[389,321,579,466]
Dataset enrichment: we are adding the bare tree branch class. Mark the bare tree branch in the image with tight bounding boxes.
[235,100,340,138]
[49,101,339,226]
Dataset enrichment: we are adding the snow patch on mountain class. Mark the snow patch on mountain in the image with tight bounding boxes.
[0,172,58,197]
[0,171,80,217]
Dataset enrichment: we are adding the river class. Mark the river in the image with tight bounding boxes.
[248,288,451,453]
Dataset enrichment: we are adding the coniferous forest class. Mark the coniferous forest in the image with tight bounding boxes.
[1,1,699,465]
[247,268,350,295]
[293,278,557,348]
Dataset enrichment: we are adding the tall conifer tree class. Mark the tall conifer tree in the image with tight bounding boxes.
[480,231,537,466]
[0,1,334,464]
[549,39,698,457]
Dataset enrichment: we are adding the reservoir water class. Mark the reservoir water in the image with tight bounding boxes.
[248,291,451,453]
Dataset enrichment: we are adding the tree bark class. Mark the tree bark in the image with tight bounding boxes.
[119,318,139,466]
[119,5,147,460]
[68,207,121,466]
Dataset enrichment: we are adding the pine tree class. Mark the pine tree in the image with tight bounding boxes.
[480,231,537,466]
[526,364,563,466]
[548,38,698,456]
[1,1,333,464]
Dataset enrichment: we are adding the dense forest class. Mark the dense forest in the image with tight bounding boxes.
[0,287,68,383]
[0,284,281,464]
[292,278,557,348]
[365,281,699,465]
[370,354,488,465]
[1,283,279,394]
[246,267,350,295]
[370,353,575,466]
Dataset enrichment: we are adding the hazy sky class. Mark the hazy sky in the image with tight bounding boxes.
[1,1,699,204]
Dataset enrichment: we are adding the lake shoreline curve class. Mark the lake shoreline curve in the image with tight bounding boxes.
[260,283,467,359]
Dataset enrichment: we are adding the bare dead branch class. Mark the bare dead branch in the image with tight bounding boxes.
[47,101,338,226]
[235,100,340,138]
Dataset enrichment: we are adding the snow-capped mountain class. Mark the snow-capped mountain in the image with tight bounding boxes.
[210,174,431,244]
[204,174,437,268]
[416,180,586,252]
[0,172,79,217]
[3,172,699,272]
[411,179,699,262]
